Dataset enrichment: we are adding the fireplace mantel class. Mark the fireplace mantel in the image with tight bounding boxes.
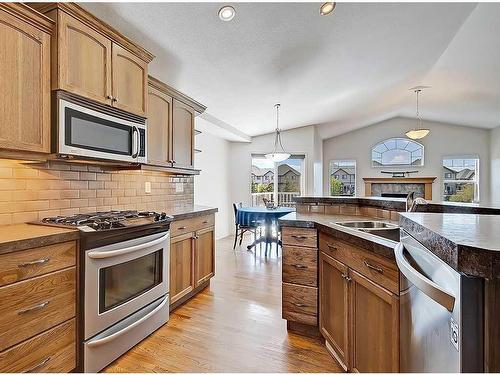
[363,177,436,200]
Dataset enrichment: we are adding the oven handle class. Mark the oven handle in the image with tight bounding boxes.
[87,232,169,259]
[395,242,455,312]
[86,296,168,348]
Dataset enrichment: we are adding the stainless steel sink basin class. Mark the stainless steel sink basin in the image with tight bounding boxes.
[333,221,400,242]
[334,221,398,229]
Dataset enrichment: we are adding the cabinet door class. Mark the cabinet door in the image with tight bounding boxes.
[349,269,399,373]
[319,252,349,371]
[194,227,215,287]
[0,9,50,153]
[147,85,173,166]
[58,12,112,105]
[112,43,147,116]
[170,233,194,304]
[172,99,195,169]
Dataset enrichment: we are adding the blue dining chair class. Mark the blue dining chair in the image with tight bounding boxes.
[233,202,261,249]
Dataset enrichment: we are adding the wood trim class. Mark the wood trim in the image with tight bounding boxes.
[0,3,54,34]
[28,2,154,62]
[148,75,206,115]
[485,278,500,372]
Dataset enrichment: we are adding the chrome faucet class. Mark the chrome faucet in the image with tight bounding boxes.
[406,192,428,212]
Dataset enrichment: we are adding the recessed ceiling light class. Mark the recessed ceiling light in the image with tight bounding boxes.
[320,2,336,16]
[218,5,235,22]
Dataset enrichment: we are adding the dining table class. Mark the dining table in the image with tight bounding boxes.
[235,206,295,252]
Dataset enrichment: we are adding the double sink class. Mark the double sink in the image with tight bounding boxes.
[333,220,400,242]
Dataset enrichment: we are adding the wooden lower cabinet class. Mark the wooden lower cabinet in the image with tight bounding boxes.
[169,214,215,309]
[195,227,215,287]
[170,233,195,304]
[319,233,400,372]
[319,252,349,371]
[349,269,399,373]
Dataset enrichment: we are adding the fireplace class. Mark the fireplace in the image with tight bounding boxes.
[363,177,436,200]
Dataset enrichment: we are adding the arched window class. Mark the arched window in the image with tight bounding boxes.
[371,138,424,167]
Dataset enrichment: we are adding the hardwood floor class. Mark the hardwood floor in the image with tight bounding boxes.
[104,234,342,373]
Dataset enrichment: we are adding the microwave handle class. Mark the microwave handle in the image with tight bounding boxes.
[132,126,139,159]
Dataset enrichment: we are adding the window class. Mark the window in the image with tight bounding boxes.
[371,138,424,167]
[443,157,479,203]
[251,155,305,207]
[329,160,356,196]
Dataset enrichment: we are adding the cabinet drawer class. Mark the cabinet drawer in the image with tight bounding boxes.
[282,282,318,326]
[283,246,317,287]
[282,227,317,248]
[0,268,76,351]
[171,214,214,237]
[0,241,76,287]
[0,318,76,373]
[319,232,398,294]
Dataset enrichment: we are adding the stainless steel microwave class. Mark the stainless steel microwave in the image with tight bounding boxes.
[56,98,147,164]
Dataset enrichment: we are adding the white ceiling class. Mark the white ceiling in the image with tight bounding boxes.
[82,2,500,140]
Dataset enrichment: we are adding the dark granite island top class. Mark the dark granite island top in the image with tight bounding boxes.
[400,213,500,279]
[279,212,398,259]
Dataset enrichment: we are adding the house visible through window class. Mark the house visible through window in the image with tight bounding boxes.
[329,160,356,196]
[443,157,479,203]
[251,154,305,207]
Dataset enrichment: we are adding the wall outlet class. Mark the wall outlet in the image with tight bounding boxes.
[145,181,151,194]
[175,183,184,193]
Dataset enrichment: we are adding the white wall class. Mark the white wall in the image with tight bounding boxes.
[194,131,231,239]
[490,125,500,205]
[322,117,491,202]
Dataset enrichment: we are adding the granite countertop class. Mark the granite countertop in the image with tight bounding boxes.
[279,212,398,259]
[168,205,218,221]
[0,223,79,255]
[294,196,500,215]
[400,213,500,278]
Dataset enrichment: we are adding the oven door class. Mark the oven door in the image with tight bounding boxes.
[58,99,146,163]
[84,231,169,339]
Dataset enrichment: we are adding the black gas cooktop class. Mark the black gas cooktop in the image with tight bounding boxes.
[34,210,173,249]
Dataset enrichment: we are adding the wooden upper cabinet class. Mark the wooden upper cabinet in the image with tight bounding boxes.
[349,269,399,373]
[33,3,154,117]
[147,81,173,166]
[112,43,147,116]
[58,12,112,105]
[172,99,195,169]
[320,252,349,371]
[0,4,51,153]
[194,227,215,287]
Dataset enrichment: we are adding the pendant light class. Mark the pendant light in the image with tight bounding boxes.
[406,86,430,140]
[265,104,290,162]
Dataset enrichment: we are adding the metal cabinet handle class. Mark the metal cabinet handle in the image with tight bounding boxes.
[178,226,187,230]
[18,301,50,315]
[171,160,177,164]
[290,235,308,239]
[22,357,51,373]
[364,261,384,274]
[202,220,208,224]
[106,95,114,100]
[327,244,338,251]
[112,97,118,102]
[293,302,307,308]
[292,264,307,269]
[18,257,50,267]
[341,274,352,282]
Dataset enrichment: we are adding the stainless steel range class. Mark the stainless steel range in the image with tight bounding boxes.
[35,210,173,372]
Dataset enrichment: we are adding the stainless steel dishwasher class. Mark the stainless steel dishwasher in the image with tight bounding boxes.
[396,231,484,373]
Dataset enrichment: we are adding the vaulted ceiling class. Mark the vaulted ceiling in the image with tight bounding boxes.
[83,2,500,140]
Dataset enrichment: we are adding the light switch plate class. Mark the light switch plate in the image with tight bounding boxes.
[145,181,151,194]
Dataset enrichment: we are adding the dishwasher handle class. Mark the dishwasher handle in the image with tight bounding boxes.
[395,242,456,312]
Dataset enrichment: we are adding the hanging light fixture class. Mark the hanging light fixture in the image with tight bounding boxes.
[406,86,430,140]
[320,2,336,16]
[265,104,290,162]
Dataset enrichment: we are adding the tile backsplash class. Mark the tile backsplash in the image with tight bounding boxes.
[0,159,194,225]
